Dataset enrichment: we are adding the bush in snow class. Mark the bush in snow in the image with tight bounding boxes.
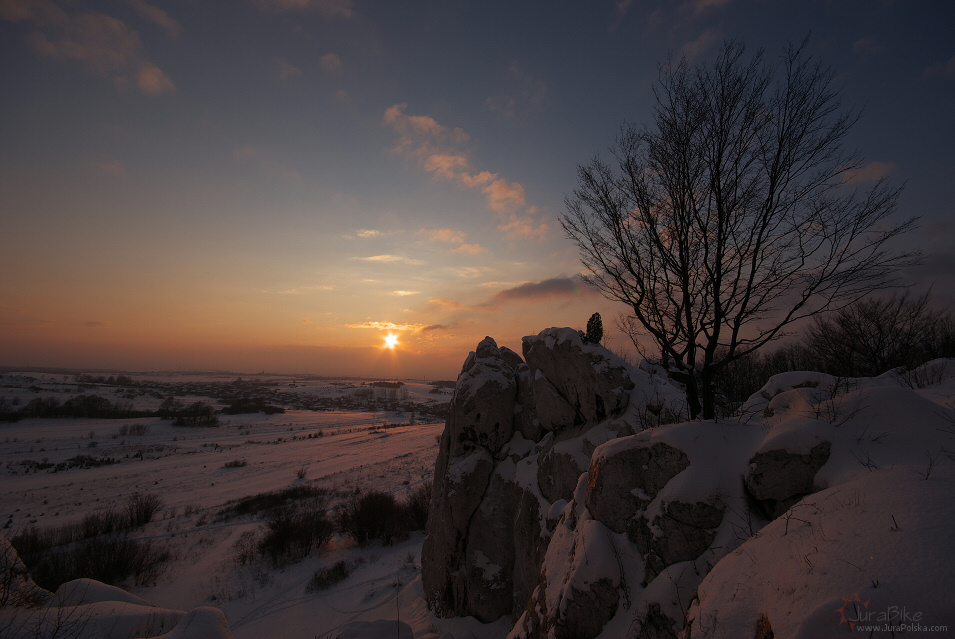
[258,499,334,565]
[337,490,403,545]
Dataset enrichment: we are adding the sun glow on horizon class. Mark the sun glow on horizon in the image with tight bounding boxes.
[383,332,400,350]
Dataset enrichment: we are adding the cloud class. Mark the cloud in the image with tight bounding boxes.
[486,62,547,119]
[421,324,452,332]
[131,60,174,94]
[233,145,302,181]
[353,254,424,265]
[252,0,354,17]
[686,0,733,14]
[682,27,721,61]
[924,54,955,81]
[485,276,581,306]
[425,277,584,315]
[346,320,427,332]
[8,2,175,95]
[419,228,487,255]
[84,320,109,328]
[420,228,466,244]
[356,229,381,238]
[384,103,548,239]
[0,306,52,326]
[452,243,486,255]
[320,52,343,73]
[485,95,517,118]
[428,298,467,310]
[852,35,884,57]
[124,0,180,38]
[842,161,896,185]
[276,58,302,80]
[392,290,419,296]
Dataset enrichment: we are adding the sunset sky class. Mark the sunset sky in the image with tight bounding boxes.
[2,1,954,379]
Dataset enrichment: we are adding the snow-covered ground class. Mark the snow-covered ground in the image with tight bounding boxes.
[0,371,505,639]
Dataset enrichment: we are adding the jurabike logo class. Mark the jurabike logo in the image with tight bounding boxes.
[836,593,929,632]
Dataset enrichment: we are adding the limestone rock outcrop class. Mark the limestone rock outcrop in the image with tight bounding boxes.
[425,327,955,639]
[421,328,685,623]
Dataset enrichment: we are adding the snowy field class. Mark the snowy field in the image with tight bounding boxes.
[1,371,506,639]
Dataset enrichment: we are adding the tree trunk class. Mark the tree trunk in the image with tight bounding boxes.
[670,369,702,419]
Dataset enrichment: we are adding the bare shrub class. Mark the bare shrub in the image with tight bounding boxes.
[126,493,164,528]
[22,535,170,591]
[805,292,955,378]
[258,499,334,565]
[217,485,328,521]
[306,557,366,593]
[337,490,404,545]
[402,481,432,531]
[231,530,258,566]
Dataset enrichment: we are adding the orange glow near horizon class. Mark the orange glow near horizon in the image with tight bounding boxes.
[383,332,400,350]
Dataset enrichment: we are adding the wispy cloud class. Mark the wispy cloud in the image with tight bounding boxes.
[346,320,427,332]
[0,306,52,326]
[392,290,419,296]
[252,0,354,17]
[420,228,466,244]
[320,52,343,73]
[384,103,549,239]
[428,298,467,311]
[852,35,884,57]
[486,61,547,119]
[356,229,381,238]
[276,58,302,80]
[4,0,175,96]
[924,54,955,81]
[233,145,302,182]
[682,27,721,61]
[125,0,180,38]
[426,276,583,314]
[483,276,581,307]
[842,161,896,184]
[686,0,734,15]
[418,227,487,254]
[352,254,425,265]
[452,243,485,255]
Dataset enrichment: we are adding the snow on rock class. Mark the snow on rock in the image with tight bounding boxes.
[56,578,153,607]
[422,329,686,624]
[0,545,233,639]
[509,358,955,639]
[425,335,954,638]
[684,466,955,639]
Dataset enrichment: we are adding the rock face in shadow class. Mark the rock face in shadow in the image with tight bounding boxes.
[421,329,685,623]
[744,441,832,519]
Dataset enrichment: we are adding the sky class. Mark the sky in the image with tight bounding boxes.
[1,0,954,380]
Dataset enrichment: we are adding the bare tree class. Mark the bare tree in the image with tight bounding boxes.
[805,291,955,377]
[562,39,920,418]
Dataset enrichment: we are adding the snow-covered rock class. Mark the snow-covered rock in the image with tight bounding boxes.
[426,337,955,639]
[422,329,686,624]
[511,358,955,639]
[0,543,234,639]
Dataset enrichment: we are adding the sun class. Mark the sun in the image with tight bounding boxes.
[383,332,400,350]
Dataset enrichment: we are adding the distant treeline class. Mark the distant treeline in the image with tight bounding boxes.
[0,394,151,422]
